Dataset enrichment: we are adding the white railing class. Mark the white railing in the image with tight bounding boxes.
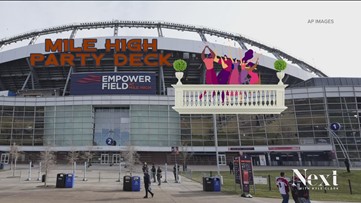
[172,84,288,114]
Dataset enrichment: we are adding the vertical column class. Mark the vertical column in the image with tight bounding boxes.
[267,152,271,166]
[297,152,302,166]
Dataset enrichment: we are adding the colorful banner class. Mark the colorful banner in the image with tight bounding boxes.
[70,72,156,95]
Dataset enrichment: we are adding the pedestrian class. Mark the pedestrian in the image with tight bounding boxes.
[151,164,156,183]
[344,158,350,173]
[289,176,300,203]
[228,161,234,174]
[143,171,154,198]
[142,162,149,173]
[276,172,289,203]
[156,166,162,186]
[294,175,311,203]
[173,165,178,183]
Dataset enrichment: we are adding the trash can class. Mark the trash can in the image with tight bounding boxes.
[213,177,221,192]
[42,174,46,182]
[131,176,141,191]
[65,173,74,188]
[202,177,214,191]
[123,175,132,191]
[0,163,4,170]
[56,173,66,188]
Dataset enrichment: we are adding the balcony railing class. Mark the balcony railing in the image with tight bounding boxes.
[172,84,287,114]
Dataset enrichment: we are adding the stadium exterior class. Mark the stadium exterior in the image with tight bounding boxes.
[0,21,360,167]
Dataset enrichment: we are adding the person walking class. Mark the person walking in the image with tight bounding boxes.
[143,171,154,198]
[156,166,162,186]
[228,161,234,174]
[344,158,351,173]
[151,164,156,183]
[173,165,178,183]
[289,176,300,203]
[142,162,149,173]
[276,172,289,203]
[294,175,311,203]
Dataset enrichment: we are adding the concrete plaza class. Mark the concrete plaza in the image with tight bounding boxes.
[0,164,355,203]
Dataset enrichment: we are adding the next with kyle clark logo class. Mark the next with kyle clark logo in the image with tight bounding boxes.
[292,169,339,191]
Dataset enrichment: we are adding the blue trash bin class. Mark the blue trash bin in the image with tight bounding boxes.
[131,176,141,191]
[213,177,221,192]
[65,173,74,188]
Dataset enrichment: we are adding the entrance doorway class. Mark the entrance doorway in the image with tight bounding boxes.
[112,154,120,165]
[100,154,109,165]
[218,154,226,165]
[0,153,9,164]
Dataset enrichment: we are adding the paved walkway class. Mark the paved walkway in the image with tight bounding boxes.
[0,164,357,203]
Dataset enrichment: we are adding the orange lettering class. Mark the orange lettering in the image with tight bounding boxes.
[83,39,97,52]
[144,53,158,66]
[75,53,90,66]
[143,39,157,52]
[114,54,128,66]
[30,54,44,66]
[92,53,104,66]
[60,54,75,66]
[129,53,143,66]
[45,39,62,52]
[44,54,59,66]
[159,53,172,66]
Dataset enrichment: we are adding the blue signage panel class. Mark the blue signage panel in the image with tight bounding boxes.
[70,72,156,95]
[106,138,114,146]
[330,122,341,131]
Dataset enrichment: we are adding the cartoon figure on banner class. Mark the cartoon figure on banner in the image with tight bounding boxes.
[201,46,218,85]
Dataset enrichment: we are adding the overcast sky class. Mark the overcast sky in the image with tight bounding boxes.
[1,1,360,78]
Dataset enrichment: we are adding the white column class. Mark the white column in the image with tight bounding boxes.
[213,114,223,184]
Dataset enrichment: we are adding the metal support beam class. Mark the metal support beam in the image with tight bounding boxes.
[237,40,248,50]
[25,58,41,88]
[62,67,73,96]
[198,31,207,42]
[157,25,163,37]
[29,35,39,45]
[159,65,166,95]
[273,52,282,60]
[21,71,31,90]
[70,28,77,39]
[114,26,119,36]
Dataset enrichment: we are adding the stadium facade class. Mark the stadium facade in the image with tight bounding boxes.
[0,21,360,166]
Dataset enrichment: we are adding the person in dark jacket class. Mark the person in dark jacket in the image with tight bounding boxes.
[143,171,154,198]
[228,161,234,174]
[151,164,156,182]
[156,166,162,186]
[289,176,300,203]
[295,175,310,203]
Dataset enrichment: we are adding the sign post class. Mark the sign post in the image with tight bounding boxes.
[234,155,254,198]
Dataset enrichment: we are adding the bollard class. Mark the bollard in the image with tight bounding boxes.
[116,163,122,182]
[163,163,168,183]
[83,162,87,181]
[37,162,42,181]
[19,170,22,182]
[98,171,101,182]
[348,179,353,195]
[268,175,271,191]
[26,161,32,181]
